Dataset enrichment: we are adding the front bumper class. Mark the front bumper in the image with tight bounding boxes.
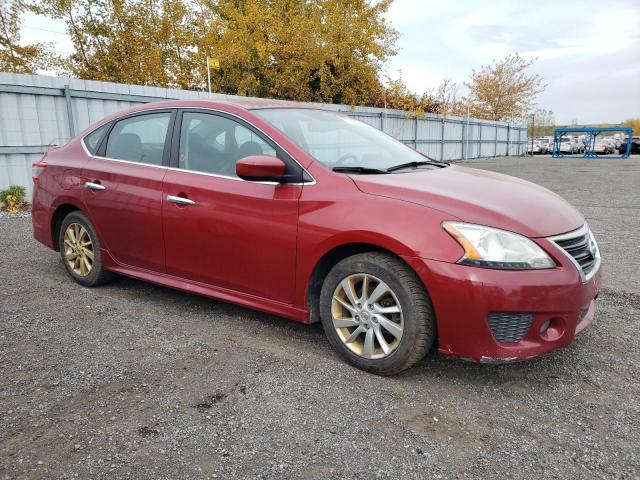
[402,253,602,363]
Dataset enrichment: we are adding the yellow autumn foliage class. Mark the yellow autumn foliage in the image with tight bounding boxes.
[35,0,397,105]
[465,53,545,121]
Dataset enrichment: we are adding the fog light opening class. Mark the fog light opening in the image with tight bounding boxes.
[539,320,551,334]
[539,317,566,342]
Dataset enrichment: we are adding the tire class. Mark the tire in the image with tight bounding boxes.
[319,252,436,375]
[58,211,115,287]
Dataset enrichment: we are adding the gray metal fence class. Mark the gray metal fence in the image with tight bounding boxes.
[0,73,527,198]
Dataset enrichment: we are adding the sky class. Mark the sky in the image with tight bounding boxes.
[20,0,640,124]
[383,0,640,124]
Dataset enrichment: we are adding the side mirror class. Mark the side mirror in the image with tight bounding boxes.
[236,155,287,182]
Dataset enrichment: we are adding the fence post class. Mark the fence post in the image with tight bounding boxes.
[380,111,385,132]
[506,124,511,156]
[413,116,418,150]
[440,118,445,161]
[63,85,76,138]
[518,127,522,155]
[494,124,498,157]
[461,118,466,161]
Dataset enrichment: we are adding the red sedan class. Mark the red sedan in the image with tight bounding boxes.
[32,100,602,374]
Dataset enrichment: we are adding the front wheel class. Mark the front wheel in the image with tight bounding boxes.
[319,252,436,375]
[59,211,115,287]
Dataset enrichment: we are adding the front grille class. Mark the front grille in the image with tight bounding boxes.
[487,313,533,343]
[554,232,597,276]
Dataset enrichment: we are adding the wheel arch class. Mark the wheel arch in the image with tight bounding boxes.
[305,241,425,324]
[51,203,82,251]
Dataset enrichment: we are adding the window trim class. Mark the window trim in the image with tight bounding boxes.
[96,109,176,167]
[172,108,307,184]
[82,122,112,155]
[80,106,316,185]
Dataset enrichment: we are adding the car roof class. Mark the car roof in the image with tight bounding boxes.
[135,98,327,112]
[78,97,348,142]
[81,98,332,136]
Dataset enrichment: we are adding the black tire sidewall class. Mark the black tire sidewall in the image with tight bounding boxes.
[319,254,432,374]
[58,211,105,287]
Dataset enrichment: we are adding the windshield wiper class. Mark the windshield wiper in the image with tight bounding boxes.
[332,166,387,174]
[386,160,448,172]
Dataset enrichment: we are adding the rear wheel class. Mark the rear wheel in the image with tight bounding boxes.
[319,252,435,375]
[59,211,115,287]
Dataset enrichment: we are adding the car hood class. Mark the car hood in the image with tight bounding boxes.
[352,165,584,238]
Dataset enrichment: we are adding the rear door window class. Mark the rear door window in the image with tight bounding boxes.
[105,112,171,165]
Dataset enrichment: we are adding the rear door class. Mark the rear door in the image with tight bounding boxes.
[82,110,175,272]
[161,110,303,303]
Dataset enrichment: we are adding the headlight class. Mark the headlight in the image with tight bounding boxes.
[443,222,555,270]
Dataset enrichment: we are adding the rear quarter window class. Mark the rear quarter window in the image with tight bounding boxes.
[83,123,110,155]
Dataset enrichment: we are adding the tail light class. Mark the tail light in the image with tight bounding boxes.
[32,161,47,185]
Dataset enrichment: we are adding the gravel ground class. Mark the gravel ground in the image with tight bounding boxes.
[1,156,639,479]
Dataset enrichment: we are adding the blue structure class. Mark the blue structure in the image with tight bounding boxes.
[552,127,632,159]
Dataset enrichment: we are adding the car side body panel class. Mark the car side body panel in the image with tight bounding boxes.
[32,143,89,249]
[293,161,466,311]
[161,169,302,304]
[99,248,308,321]
[81,157,167,272]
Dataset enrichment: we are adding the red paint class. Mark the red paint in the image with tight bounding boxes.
[236,155,286,180]
[402,254,602,361]
[32,99,601,363]
[82,157,166,272]
[352,166,585,238]
[161,170,301,303]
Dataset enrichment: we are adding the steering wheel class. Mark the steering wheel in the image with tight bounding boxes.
[334,153,359,166]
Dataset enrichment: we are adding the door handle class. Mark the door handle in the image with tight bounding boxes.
[167,195,196,206]
[85,181,106,191]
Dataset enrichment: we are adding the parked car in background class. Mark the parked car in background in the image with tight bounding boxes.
[593,139,614,154]
[536,136,554,153]
[528,139,548,154]
[602,136,621,151]
[576,137,588,153]
[31,100,602,374]
[619,136,640,154]
[559,137,580,154]
[545,137,555,150]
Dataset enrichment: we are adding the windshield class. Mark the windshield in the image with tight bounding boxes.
[252,108,434,171]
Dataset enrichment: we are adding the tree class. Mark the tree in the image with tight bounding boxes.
[382,74,423,114]
[465,53,545,122]
[527,108,555,136]
[382,75,462,117]
[33,0,201,88]
[199,0,397,104]
[428,78,462,116]
[622,118,640,135]
[33,0,397,103]
[0,0,54,73]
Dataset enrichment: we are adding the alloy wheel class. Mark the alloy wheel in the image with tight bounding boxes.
[63,223,94,277]
[331,273,404,359]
